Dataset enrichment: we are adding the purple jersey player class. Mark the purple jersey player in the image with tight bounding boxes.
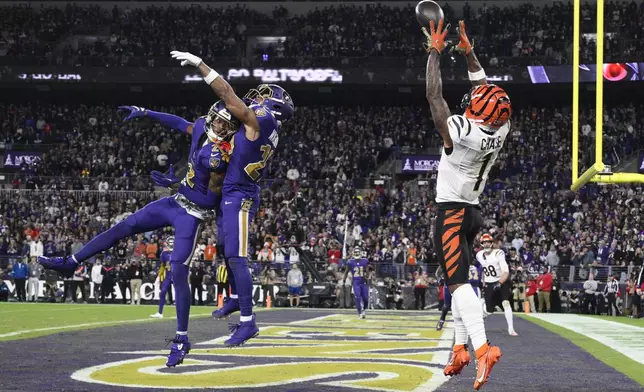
[169,50,295,346]
[343,247,370,319]
[37,100,238,367]
[437,260,483,331]
[151,236,175,319]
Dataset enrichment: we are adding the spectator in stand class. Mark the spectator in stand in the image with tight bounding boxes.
[190,262,205,306]
[525,276,537,313]
[91,258,103,303]
[582,273,598,315]
[71,262,88,303]
[27,256,42,302]
[413,268,429,310]
[537,267,552,313]
[128,259,143,305]
[287,263,303,308]
[100,259,116,303]
[12,257,28,301]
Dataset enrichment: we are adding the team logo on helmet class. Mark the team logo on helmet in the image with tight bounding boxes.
[244,84,295,123]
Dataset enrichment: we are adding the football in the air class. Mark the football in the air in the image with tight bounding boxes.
[415,0,445,28]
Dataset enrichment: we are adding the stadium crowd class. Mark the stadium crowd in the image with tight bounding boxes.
[1,100,643,313]
[2,2,644,67]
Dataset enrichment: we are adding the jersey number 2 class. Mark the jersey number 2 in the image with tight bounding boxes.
[245,144,274,181]
[473,153,493,192]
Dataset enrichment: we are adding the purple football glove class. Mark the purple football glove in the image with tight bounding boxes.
[151,165,179,188]
[117,106,147,122]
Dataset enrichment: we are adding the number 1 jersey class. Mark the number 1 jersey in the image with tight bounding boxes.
[436,114,511,205]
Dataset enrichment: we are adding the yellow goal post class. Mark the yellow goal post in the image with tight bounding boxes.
[570,0,644,191]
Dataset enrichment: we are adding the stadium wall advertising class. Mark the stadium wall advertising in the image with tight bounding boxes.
[401,154,441,173]
[10,64,644,85]
[528,62,644,83]
[2,151,42,168]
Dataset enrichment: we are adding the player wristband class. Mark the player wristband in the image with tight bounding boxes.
[204,69,220,85]
[468,69,486,81]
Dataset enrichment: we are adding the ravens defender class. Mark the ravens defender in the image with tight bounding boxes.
[38,101,237,367]
[343,246,371,319]
[150,236,174,319]
[423,20,511,390]
[170,50,294,346]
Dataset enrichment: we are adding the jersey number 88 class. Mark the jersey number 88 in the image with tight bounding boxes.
[483,266,497,277]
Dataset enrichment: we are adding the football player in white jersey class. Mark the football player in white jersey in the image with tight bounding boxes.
[476,234,518,336]
[423,20,511,390]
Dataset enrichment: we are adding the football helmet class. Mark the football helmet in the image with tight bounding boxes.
[166,236,175,251]
[205,100,239,142]
[244,84,295,123]
[480,233,493,250]
[352,246,362,258]
[461,84,511,129]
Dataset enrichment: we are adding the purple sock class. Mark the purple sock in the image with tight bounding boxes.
[229,257,252,316]
[171,262,190,332]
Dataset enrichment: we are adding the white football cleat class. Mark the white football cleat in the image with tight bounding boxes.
[359,312,366,319]
[509,330,518,336]
[150,312,164,319]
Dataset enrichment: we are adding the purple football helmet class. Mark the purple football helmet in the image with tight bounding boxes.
[244,84,295,123]
[205,100,239,141]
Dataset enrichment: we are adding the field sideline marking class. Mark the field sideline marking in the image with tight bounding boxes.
[525,313,644,365]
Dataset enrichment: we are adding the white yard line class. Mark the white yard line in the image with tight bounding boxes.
[526,313,644,365]
[0,313,211,339]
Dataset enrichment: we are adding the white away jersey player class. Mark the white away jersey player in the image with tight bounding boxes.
[476,249,508,284]
[436,114,511,205]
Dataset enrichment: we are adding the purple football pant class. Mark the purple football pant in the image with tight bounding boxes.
[73,196,203,334]
[221,196,259,318]
[158,277,173,314]
[353,282,369,315]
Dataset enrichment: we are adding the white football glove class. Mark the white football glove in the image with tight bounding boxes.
[170,51,202,67]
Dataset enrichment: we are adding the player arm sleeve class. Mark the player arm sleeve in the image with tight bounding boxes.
[144,110,192,133]
[498,253,509,275]
[447,115,471,145]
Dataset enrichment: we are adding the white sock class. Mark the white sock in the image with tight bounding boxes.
[240,315,253,322]
[230,294,239,299]
[176,331,187,336]
[451,296,468,345]
[453,284,487,351]
[502,301,515,332]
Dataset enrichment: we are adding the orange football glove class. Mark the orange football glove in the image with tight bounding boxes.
[452,20,473,55]
[422,19,450,54]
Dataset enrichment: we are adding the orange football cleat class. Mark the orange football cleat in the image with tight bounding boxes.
[473,343,502,390]
[443,344,471,377]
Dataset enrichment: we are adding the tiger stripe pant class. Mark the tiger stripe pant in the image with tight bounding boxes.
[434,204,483,286]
